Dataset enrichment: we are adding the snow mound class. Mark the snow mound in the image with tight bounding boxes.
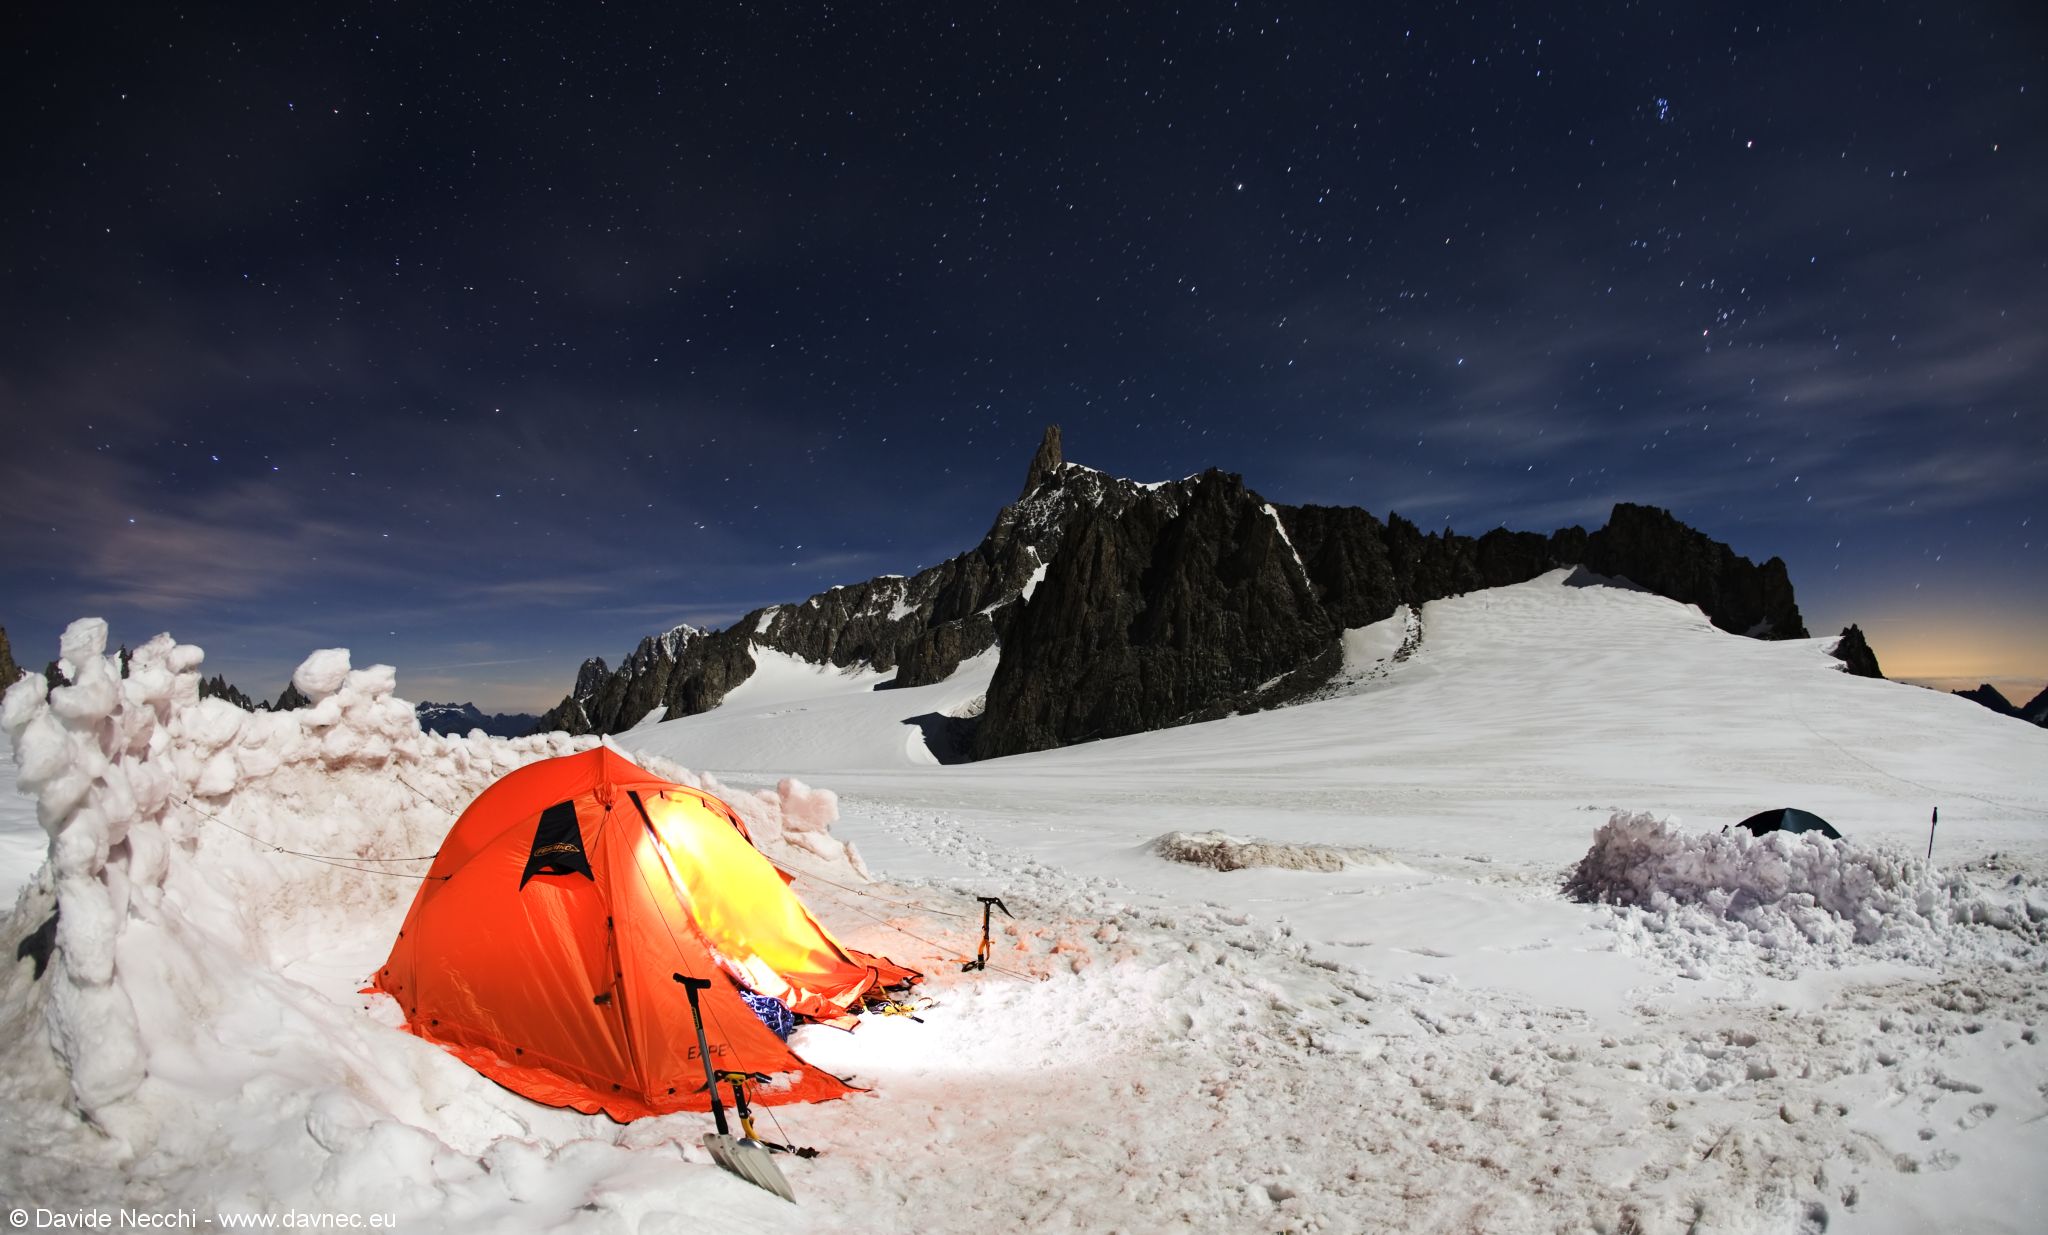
[1566,811,2047,976]
[0,619,875,1221]
[1153,829,1384,873]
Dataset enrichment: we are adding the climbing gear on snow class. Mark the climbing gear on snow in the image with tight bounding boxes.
[717,1071,820,1158]
[677,974,797,1201]
[961,895,1012,973]
[862,988,931,1023]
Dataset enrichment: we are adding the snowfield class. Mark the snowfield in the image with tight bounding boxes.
[2,570,2043,1234]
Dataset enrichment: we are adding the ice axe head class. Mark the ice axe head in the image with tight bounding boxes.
[962,895,1013,972]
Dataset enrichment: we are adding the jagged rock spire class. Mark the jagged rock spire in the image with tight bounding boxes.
[1830,624,1884,679]
[1020,424,1063,498]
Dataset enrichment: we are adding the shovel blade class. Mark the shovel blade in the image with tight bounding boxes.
[705,1133,796,1203]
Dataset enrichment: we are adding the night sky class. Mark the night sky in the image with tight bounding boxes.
[3,3,2042,713]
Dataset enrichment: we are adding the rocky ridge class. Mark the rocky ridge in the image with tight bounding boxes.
[543,428,1826,759]
[539,425,1155,736]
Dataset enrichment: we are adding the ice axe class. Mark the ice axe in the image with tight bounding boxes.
[961,895,1012,972]
[674,973,796,1202]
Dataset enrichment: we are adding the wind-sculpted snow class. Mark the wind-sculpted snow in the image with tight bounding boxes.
[0,618,873,1225]
[1153,829,1388,873]
[1567,811,2047,976]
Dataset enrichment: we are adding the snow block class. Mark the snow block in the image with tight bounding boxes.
[292,648,353,701]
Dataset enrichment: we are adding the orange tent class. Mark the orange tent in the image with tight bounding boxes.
[370,745,915,1120]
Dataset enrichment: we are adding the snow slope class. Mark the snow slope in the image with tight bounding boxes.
[648,646,998,771]
[0,730,38,905]
[2,573,2043,1234]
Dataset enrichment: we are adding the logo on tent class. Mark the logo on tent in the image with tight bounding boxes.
[520,800,594,886]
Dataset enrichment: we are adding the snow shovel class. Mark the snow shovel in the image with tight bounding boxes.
[675,974,797,1203]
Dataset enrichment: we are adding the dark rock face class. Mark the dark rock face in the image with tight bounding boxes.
[971,470,1335,758]
[1829,625,1885,679]
[1582,503,1807,639]
[2021,684,2048,727]
[273,682,313,712]
[1277,505,1402,629]
[572,657,609,701]
[1953,684,2016,716]
[416,701,542,738]
[0,625,18,687]
[891,607,1004,690]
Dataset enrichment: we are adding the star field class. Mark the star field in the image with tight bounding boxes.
[1,3,2042,709]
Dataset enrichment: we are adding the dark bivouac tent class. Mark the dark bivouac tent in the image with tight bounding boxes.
[1734,807,1843,840]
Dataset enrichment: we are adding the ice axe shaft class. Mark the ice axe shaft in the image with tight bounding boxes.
[962,895,1012,972]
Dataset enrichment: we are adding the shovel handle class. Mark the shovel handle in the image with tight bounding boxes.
[673,973,729,1136]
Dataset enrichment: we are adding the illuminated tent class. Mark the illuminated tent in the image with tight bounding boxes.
[370,745,916,1120]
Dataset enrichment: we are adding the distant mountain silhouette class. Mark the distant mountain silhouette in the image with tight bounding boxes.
[1950,682,2048,728]
[414,701,542,738]
[542,428,1828,759]
[1953,683,2015,715]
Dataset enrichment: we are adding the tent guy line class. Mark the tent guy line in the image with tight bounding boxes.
[177,796,445,878]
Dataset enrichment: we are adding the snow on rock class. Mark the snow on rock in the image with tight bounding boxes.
[1153,829,1383,873]
[0,621,876,1223]
[1567,810,2045,976]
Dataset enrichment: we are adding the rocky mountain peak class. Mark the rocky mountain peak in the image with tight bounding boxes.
[1020,423,1064,498]
[623,625,700,675]
[572,657,610,701]
[1829,625,1884,679]
[199,674,257,711]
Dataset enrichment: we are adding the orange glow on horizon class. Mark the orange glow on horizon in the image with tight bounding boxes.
[1846,609,2047,705]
